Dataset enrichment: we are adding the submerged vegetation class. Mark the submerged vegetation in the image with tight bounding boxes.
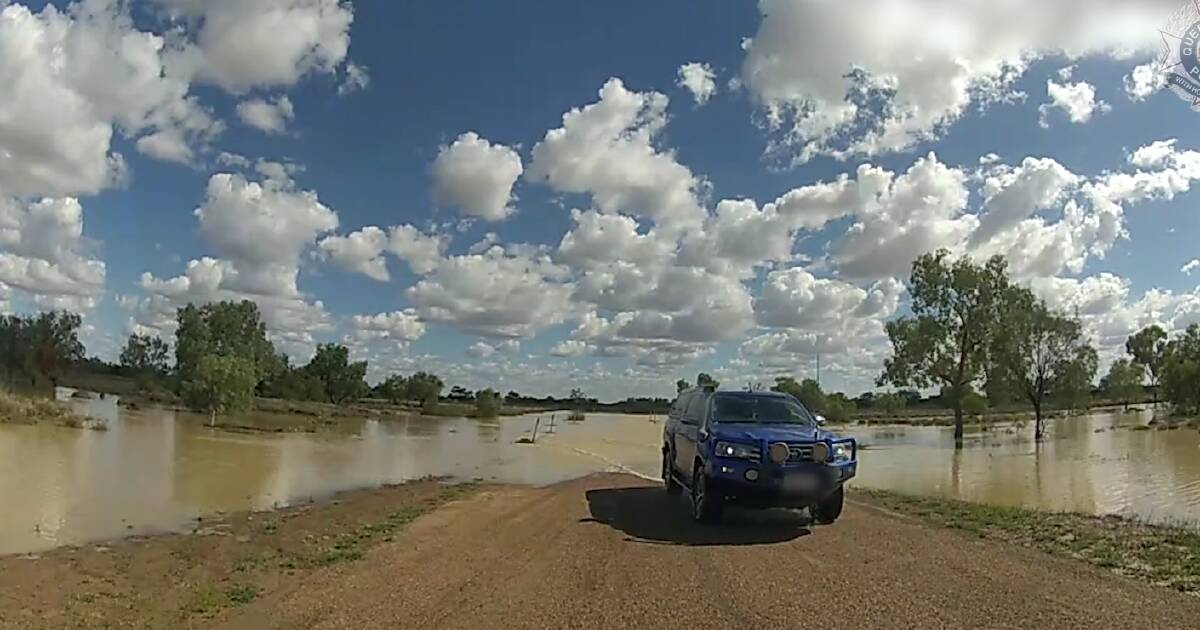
[0,389,88,429]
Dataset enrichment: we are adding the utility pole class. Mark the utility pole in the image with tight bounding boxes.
[814,335,822,389]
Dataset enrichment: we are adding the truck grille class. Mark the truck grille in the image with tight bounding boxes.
[787,444,814,463]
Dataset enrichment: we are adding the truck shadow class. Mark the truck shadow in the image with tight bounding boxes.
[582,486,811,546]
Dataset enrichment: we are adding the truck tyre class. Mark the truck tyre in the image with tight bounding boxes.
[691,463,724,524]
[663,448,681,495]
[812,486,844,524]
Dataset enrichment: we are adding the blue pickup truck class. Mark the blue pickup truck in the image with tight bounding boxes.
[662,387,858,524]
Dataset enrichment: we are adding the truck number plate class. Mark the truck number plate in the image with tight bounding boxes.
[783,473,817,494]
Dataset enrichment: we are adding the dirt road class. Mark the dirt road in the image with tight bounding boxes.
[220,473,1200,629]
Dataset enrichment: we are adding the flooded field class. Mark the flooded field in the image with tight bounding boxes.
[3,395,1200,555]
[540,409,1200,528]
[0,395,600,555]
[850,409,1200,526]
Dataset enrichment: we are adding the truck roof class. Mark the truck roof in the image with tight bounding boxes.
[689,389,790,399]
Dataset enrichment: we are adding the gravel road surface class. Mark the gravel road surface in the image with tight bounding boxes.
[221,473,1200,629]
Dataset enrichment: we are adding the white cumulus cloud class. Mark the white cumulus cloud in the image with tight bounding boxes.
[318,226,392,281]
[0,1,222,195]
[129,171,340,353]
[740,0,1169,163]
[407,245,574,339]
[152,0,356,93]
[431,132,523,222]
[677,62,717,105]
[0,196,105,309]
[237,96,295,134]
[339,62,370,95]
[528,78,708,231]
[1039,80,1111,128]
[1125,62,1166,101]
[351,310,426,345]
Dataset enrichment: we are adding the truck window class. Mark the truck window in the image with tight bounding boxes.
[684,394,708,426]
[671,393,692,419]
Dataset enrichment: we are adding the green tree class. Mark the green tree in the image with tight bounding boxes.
[378,374,409,404]
[1163,356,1200,415]
[175,301,275,383]
[261,358,326,402]
[675,379,690,393]
[1161,325,1200,415]
[879,251,1009,446]
[1127,325,1169,407]
[990,286,1096,440]
[961,390,988,417]
[184,355,256,425]
[303,344,368,405]
[475,388,501,418]
[876,392,906,415]
[119,334,171,375]
[982,360,1017,407]
[696,373,719,389]
[0,315,28,383]
[0,312,86,387]
[1102,358,1144,411]
[405,372,444,411]
[772,377,826,414]
[822,397,851,423]
[1055,345,1098,416]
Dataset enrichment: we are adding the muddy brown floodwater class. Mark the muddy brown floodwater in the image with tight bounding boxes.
[537,408,1200,528]
[0,394,605,555]
[3,395,1200,556]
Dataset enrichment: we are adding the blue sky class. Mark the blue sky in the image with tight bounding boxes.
[3,0,1200,400]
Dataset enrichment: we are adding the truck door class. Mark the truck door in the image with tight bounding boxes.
[668,392,690,476]
[676,392,709,483]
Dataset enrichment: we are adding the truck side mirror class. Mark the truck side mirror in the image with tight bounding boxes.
[814,414,827,426]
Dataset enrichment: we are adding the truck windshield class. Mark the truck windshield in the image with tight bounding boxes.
[711,395,816,426]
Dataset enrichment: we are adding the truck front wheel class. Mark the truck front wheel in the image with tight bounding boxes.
[691,464,724,524]
[663,448,681,495]
[812,486,844,524]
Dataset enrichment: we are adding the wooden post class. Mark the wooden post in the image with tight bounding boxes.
[532,416,541,443]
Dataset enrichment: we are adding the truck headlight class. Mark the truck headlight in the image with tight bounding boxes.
[714,441,760,461]
[832,442,854,463]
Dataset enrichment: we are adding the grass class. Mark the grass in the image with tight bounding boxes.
[307,489,475,567]
[225,585,260,605]
[173,484,478,622]
[187,585,260,617]
[0,388,89,428]
[222,483,481,580]
[855,488,1200,594]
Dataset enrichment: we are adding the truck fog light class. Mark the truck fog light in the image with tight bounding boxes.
[721,466,734,474]
[745,469,759,482]
[768,443,789,464]
[812,442,830,463]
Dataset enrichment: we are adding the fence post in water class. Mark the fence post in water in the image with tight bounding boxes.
[532,416,541,443]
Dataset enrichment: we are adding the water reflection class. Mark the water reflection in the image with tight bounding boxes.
[0,397,598,555]
[849,409,1200,525]
[4,400,1200,555]
[531,410,1200,528]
